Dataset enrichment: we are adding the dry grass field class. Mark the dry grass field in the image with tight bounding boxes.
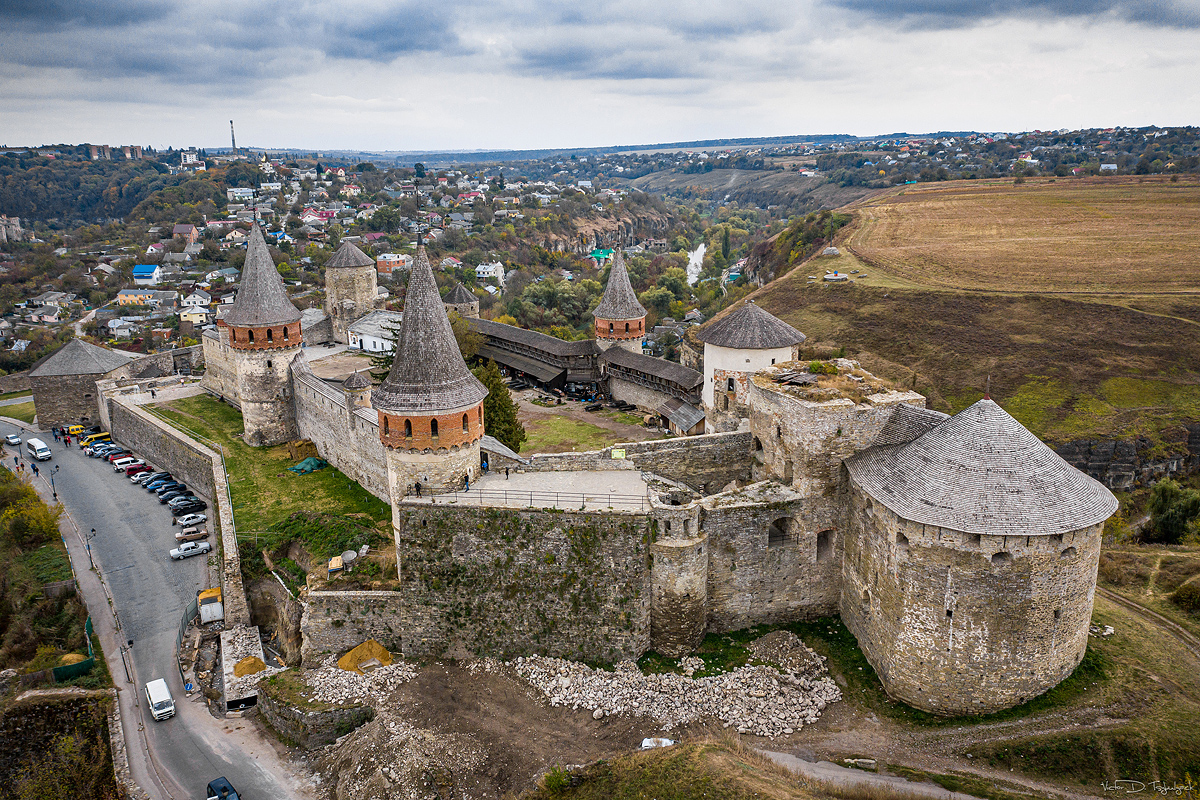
[846,176,1200,293]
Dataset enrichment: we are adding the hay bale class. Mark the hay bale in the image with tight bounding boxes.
[58,653,87,666]
[233,656,266,677]
[336,640,393,675]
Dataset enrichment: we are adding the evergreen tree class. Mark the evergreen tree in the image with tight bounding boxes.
[368,317,404,381]
[473,359,526,453]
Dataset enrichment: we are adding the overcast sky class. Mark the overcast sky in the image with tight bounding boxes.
[2,0,1198,152]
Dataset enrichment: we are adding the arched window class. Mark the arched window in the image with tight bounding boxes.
[266,328,273,342]
[248,329,255,343]
[727,377,735,392]
[266,360,272,369]
[430,418,438,437]
[403,419,412,437]
[462,413,469,433]
[383,417,389,435]
[283,327,289,341]
[608,322,614,333]
[625,322,630,332]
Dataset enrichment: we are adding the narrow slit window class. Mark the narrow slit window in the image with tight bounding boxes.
[404,419,412,437]
[431,418,439,437]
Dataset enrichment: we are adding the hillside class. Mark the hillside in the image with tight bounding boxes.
[627,169,878,213]
[744,175,1200,450]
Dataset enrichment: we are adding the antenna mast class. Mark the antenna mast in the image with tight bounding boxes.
[230,120,237,156]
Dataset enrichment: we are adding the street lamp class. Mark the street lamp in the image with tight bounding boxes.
[49,465,59,501]
[86,527,96,570]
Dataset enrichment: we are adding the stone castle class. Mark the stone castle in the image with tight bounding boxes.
[199,225,1118,716]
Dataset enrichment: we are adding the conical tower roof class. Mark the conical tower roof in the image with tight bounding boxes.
[222,225,301,327]
[326,240,376,269]
[372,246,487,414]
[592,251,646,321]
[696,300,806,349]
[343,370,371,389]
[846,399,1118,536]
[445,282,476,305]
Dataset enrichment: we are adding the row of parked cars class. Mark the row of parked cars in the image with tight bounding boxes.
[82,439,211,558]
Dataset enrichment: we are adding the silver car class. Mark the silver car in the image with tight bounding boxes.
[169,541,212,560]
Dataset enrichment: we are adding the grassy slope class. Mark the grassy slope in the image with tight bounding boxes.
[4,402,37,424]
[152,395,390,534]
[750,176,1200,447]
[523,416,628,454]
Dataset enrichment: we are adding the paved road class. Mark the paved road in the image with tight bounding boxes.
[0,395,32,407]
[3,429,311,800]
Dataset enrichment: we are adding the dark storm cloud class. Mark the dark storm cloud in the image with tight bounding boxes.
[0,0,172,29]
[822,0,1200,28]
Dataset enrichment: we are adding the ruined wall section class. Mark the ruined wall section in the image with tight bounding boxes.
[300,591,406,666]
[291,359,390,502]
[649,498,706,656]
[392,504,652,663]
[701,482,842,633]
[840,479,1102,715]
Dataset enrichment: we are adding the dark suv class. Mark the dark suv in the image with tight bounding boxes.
[206,777,239,800]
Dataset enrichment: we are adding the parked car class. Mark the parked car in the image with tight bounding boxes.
[132,470,156,483]
[167,492,198,507]
[172,500,208,516]
[141,471,170,484]
[86,443,117,457]
[174,512,207,527]
[4,434,20,446]
[160,489,194,504]
[156,482,186,496]
[175,526,208,542]
[105,450,132,463]
[169,541,211,560]
[146,478,176,492]
[112,457,142,471]
[206,777,240,800]
[126,464,152,477]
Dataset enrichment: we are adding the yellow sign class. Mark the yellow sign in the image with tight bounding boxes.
[611,449,626,459]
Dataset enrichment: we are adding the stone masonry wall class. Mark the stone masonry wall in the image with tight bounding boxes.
[257,678,375,748]
[292,360,390,502]
[301,591,407,665]
[30,372,106,428]
[520,431,753,494]
[237,344,303,447]
[840,478,1101,715]
[649,498,707,656]
[391,504,652,663]
[607,375,676,414]
[200,329,240,405]
[701,482,842,633]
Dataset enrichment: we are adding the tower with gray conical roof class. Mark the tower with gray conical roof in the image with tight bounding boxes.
[443,282,479,319]
[220,224,304,446]
[592,251,646,354]
[325,240,382,343]
[372,245,488,499]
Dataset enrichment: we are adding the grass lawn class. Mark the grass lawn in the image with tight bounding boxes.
[522,415,627,454]
[0,390,32,402]
[152,395,390,535]
[3,401,37,424]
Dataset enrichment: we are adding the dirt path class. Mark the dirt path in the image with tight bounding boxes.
[514,388,661,453]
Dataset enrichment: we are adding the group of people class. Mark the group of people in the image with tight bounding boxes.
[50,427,73,447]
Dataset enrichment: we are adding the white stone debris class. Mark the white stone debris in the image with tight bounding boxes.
[1089,625,1116,637]
[301,656,418,706]
[512,632,841,739]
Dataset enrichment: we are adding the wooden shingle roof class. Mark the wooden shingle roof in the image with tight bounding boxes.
[221,225,301,328]
[847,399,1118,537]
[592,251,646,321]
[445,283,476,305]
[372,246,487,414]
[326,240,376,269]
[696,300,806,350]
[30,338,138,377]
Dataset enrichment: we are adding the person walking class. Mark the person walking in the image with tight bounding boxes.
[31,463,38,476]
[505,467,509,480]
[414,482,422,497]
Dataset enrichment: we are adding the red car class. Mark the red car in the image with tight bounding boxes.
[126,463,152,476]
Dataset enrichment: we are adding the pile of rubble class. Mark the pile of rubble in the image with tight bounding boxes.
[512,633,841,738]
[302,656,418,706]
[746,631,827,680]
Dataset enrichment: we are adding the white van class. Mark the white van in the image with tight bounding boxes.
[25,438,51,461]
[145,678,175,721]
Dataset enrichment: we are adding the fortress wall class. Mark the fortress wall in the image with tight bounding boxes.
[200,330,239,405]
[649,500,707,656]
[300,591,406,666]
[521,431,753,493]
[291,362,390,502]
[607,375,677,413]
[701,487,842,633]
[236,345,302,446]
[840,480,1102,715]
[390,504,652,663]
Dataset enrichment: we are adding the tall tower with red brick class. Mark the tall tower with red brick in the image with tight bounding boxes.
[221,224,303,446]
[592,250,646,354]
[372,244,488,498]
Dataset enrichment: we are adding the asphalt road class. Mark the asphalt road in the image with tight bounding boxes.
[5,428,306,800]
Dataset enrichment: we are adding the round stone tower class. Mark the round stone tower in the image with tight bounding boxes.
[222,224,303,446]
[842,399,1119,715]
[443,282,479,319]
[592,250,646,354]
[372,245,488,499]
[325,240,380,343]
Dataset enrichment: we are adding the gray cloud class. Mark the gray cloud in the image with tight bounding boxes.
[0,0,172,29]
[821,0,1200,28]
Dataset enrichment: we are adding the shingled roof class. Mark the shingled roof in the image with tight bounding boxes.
[221,225,302,328]
[592,251,646,321]
[372,246,488,414]
[445,283,476,305]
[326,240,376,269]
[600,345,703,391]
[343,370,371,389]
[846,399,1118,537]
[30,338,139,377]
[696,300,806,350]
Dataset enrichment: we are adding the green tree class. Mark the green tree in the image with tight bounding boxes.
[473,360,526,453]
[639,286,675,317]
[1147,479,1200,544]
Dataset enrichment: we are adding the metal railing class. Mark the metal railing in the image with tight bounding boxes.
[414,487,650,512]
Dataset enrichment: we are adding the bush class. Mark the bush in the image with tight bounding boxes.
[1147,479,1200,544]
[808,360,838,376]
[1172,583,1200,614]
